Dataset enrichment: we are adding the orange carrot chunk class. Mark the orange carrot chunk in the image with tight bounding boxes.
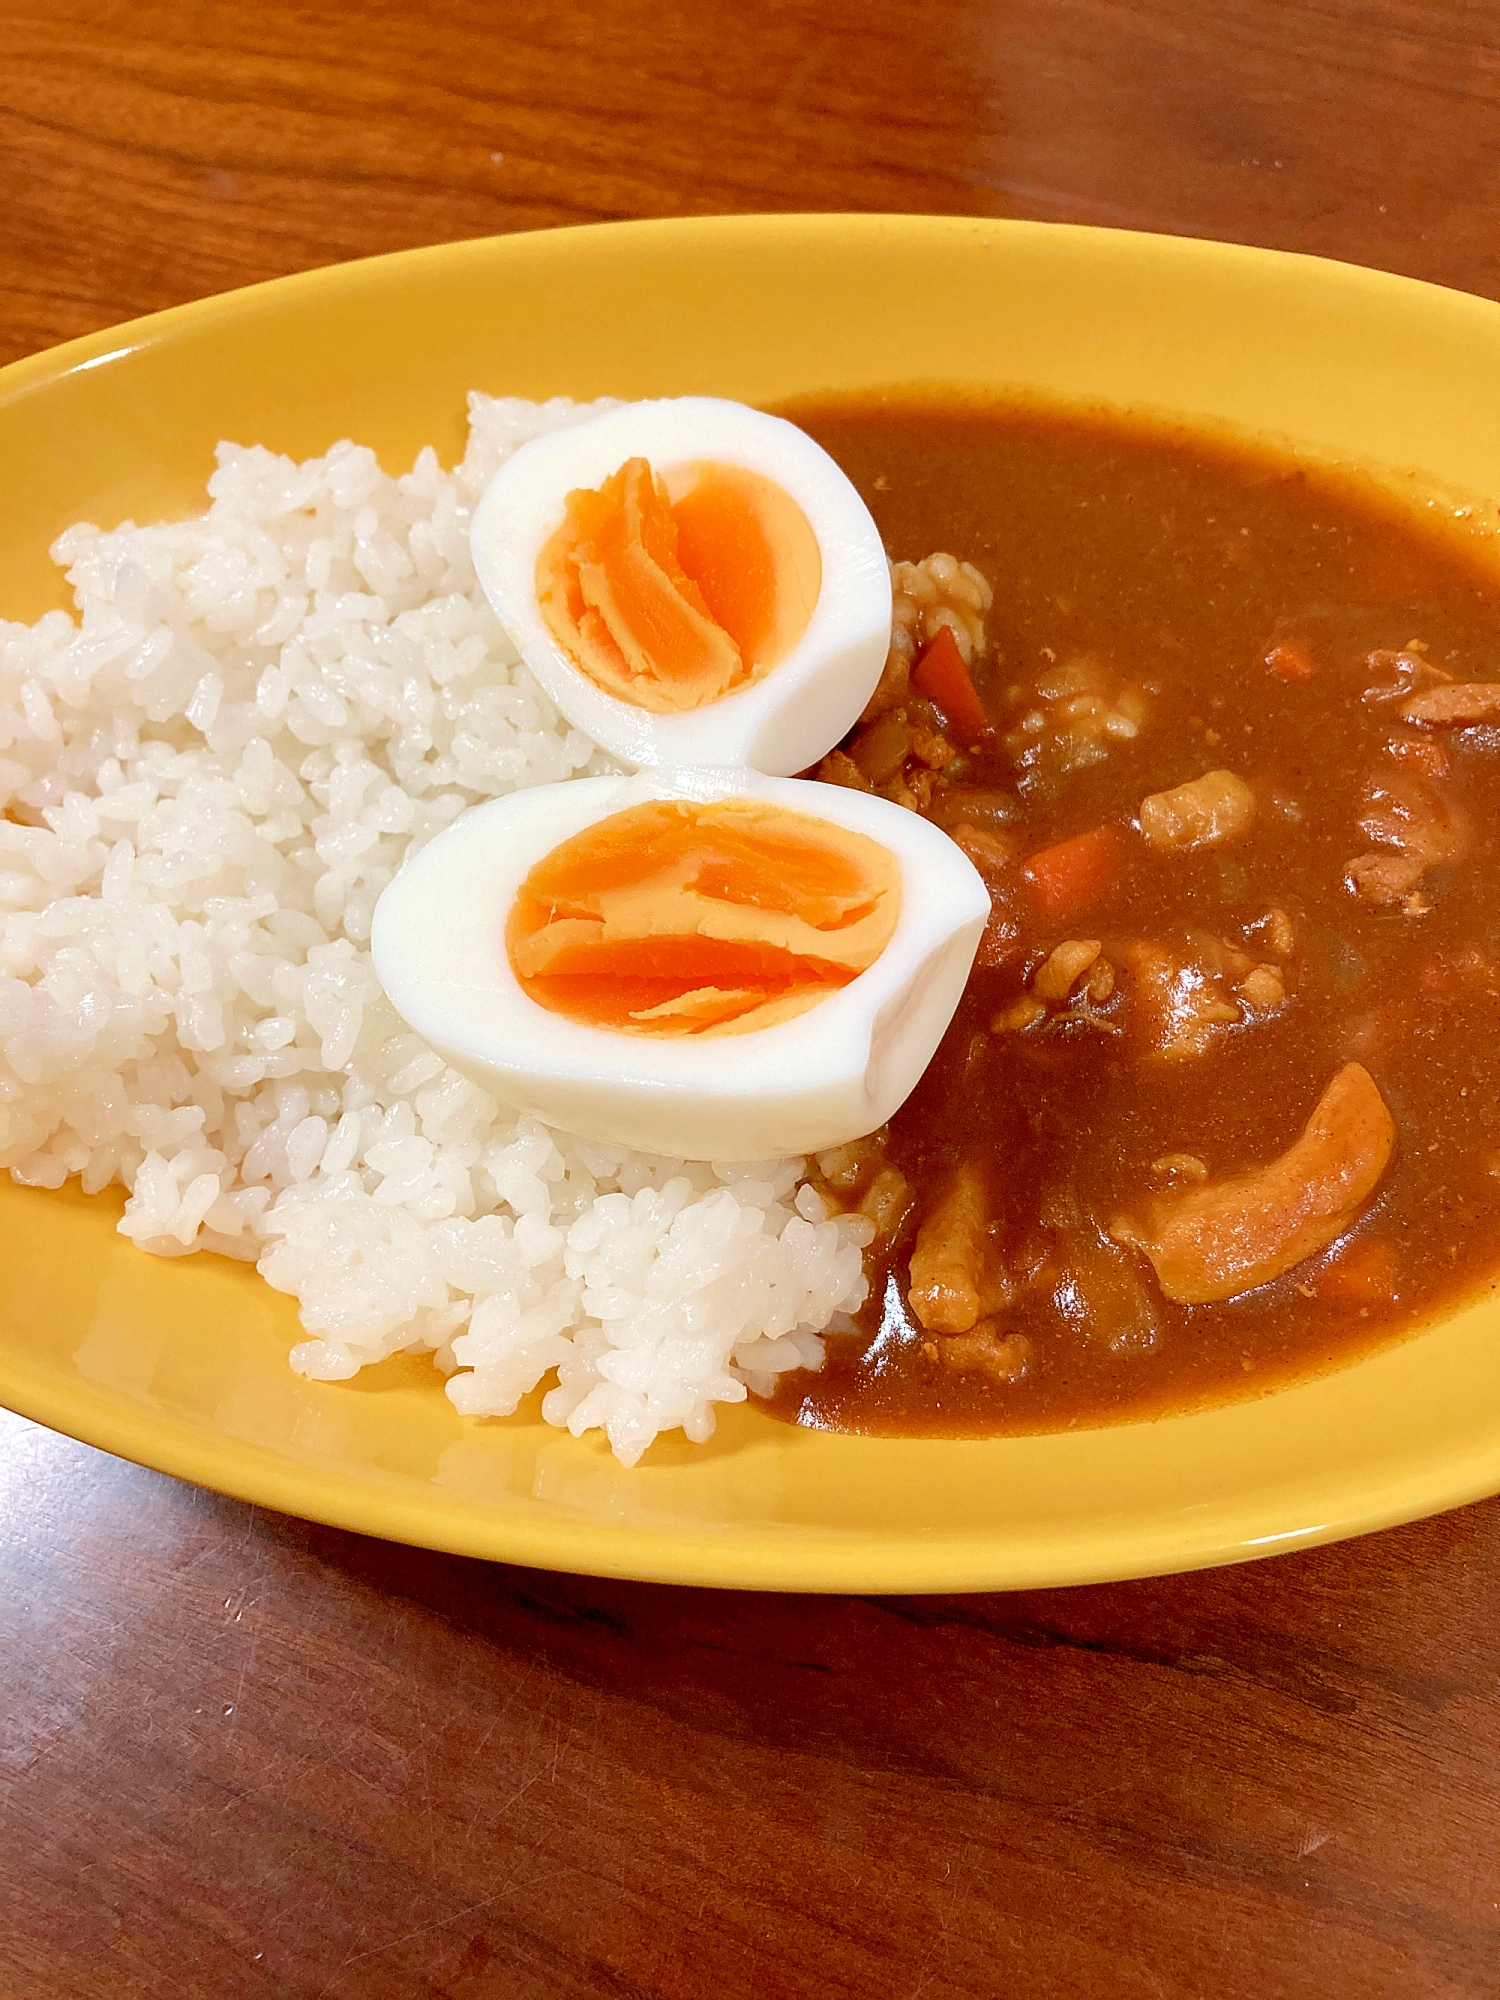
[1313,1235,1398,1303]
[911,626,989,739]
[1022,826,1124,920]
[1264,640,1316,682]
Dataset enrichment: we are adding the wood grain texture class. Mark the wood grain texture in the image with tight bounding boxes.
[3,2,1500,1995]
[6,0,1500,370]
[4,1412,1499,2000]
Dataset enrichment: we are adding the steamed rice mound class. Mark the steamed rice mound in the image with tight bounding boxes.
[0,395,871,1466]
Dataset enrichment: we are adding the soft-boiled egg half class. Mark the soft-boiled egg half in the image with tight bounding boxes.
[470,399,893,774]
[371,767,989,1161]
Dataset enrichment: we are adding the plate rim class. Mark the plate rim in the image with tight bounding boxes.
[7,1328,1499,1592]
[8,208,1500,412]
[4,210,1500,1590]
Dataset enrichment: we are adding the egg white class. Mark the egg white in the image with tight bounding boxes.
[469,398,893,775]
[371,767,990,1162]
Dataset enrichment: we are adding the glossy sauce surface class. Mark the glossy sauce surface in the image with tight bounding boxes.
[772,397,1500,1435]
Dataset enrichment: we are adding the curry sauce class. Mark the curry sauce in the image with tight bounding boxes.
[769,395,1500,1436]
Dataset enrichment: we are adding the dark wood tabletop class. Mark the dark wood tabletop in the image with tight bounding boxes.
[3,3,1500,1994]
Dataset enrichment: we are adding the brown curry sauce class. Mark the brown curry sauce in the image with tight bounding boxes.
[768,394,1500,1437]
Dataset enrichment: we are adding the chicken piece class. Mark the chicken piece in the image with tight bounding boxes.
[1238,963,1285,1010]
[1248,906,1297,959]
[1358,771,1464,859]
[881,767,935,814]
[816,1132,888,1192]
[1119,936,1245,1060]
[910,726,955,770]
[1109,1063,1395,1304]
[950,823,1017,883]
[1384,733,1451,779]
[1399,682,1500,726]
[1120,932,1285,1055]
[932,1324,1032,1383]
[997,939,1122,1037]
[1362,648,1452,707]
[1033,938,1103,1001]
[858,1165,915,1253]
[1346,769,1465,910]
[1139,770,1257,852]
[1086,958,1116,1004]
[1345,851,1428,907]
[907,1162,1013,1333]
[991,995,1047,1033]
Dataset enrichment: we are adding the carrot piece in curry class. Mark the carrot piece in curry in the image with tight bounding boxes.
[911,625,990,739]
[1022,825,1125,920]
[1313,1235,1399,1304]
[1264,639,1316,682]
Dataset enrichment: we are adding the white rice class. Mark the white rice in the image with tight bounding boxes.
[0,395,872,1466]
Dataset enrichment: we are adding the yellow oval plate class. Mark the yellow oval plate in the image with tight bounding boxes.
[3,215,1500,1591]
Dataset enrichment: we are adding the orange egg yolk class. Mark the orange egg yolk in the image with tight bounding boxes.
[506,799,900,1036]
[534,457,823,714]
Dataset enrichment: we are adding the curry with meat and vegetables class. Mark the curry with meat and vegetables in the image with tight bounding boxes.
[769,394,1500,1436]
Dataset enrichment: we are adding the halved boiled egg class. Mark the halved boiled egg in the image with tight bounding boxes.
[370,767,989,1161]
[470,399,892,774]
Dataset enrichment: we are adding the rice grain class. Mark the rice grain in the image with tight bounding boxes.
[0,395,872,1464]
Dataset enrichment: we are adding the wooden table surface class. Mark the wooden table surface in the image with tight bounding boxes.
[3,3,1499,1994]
